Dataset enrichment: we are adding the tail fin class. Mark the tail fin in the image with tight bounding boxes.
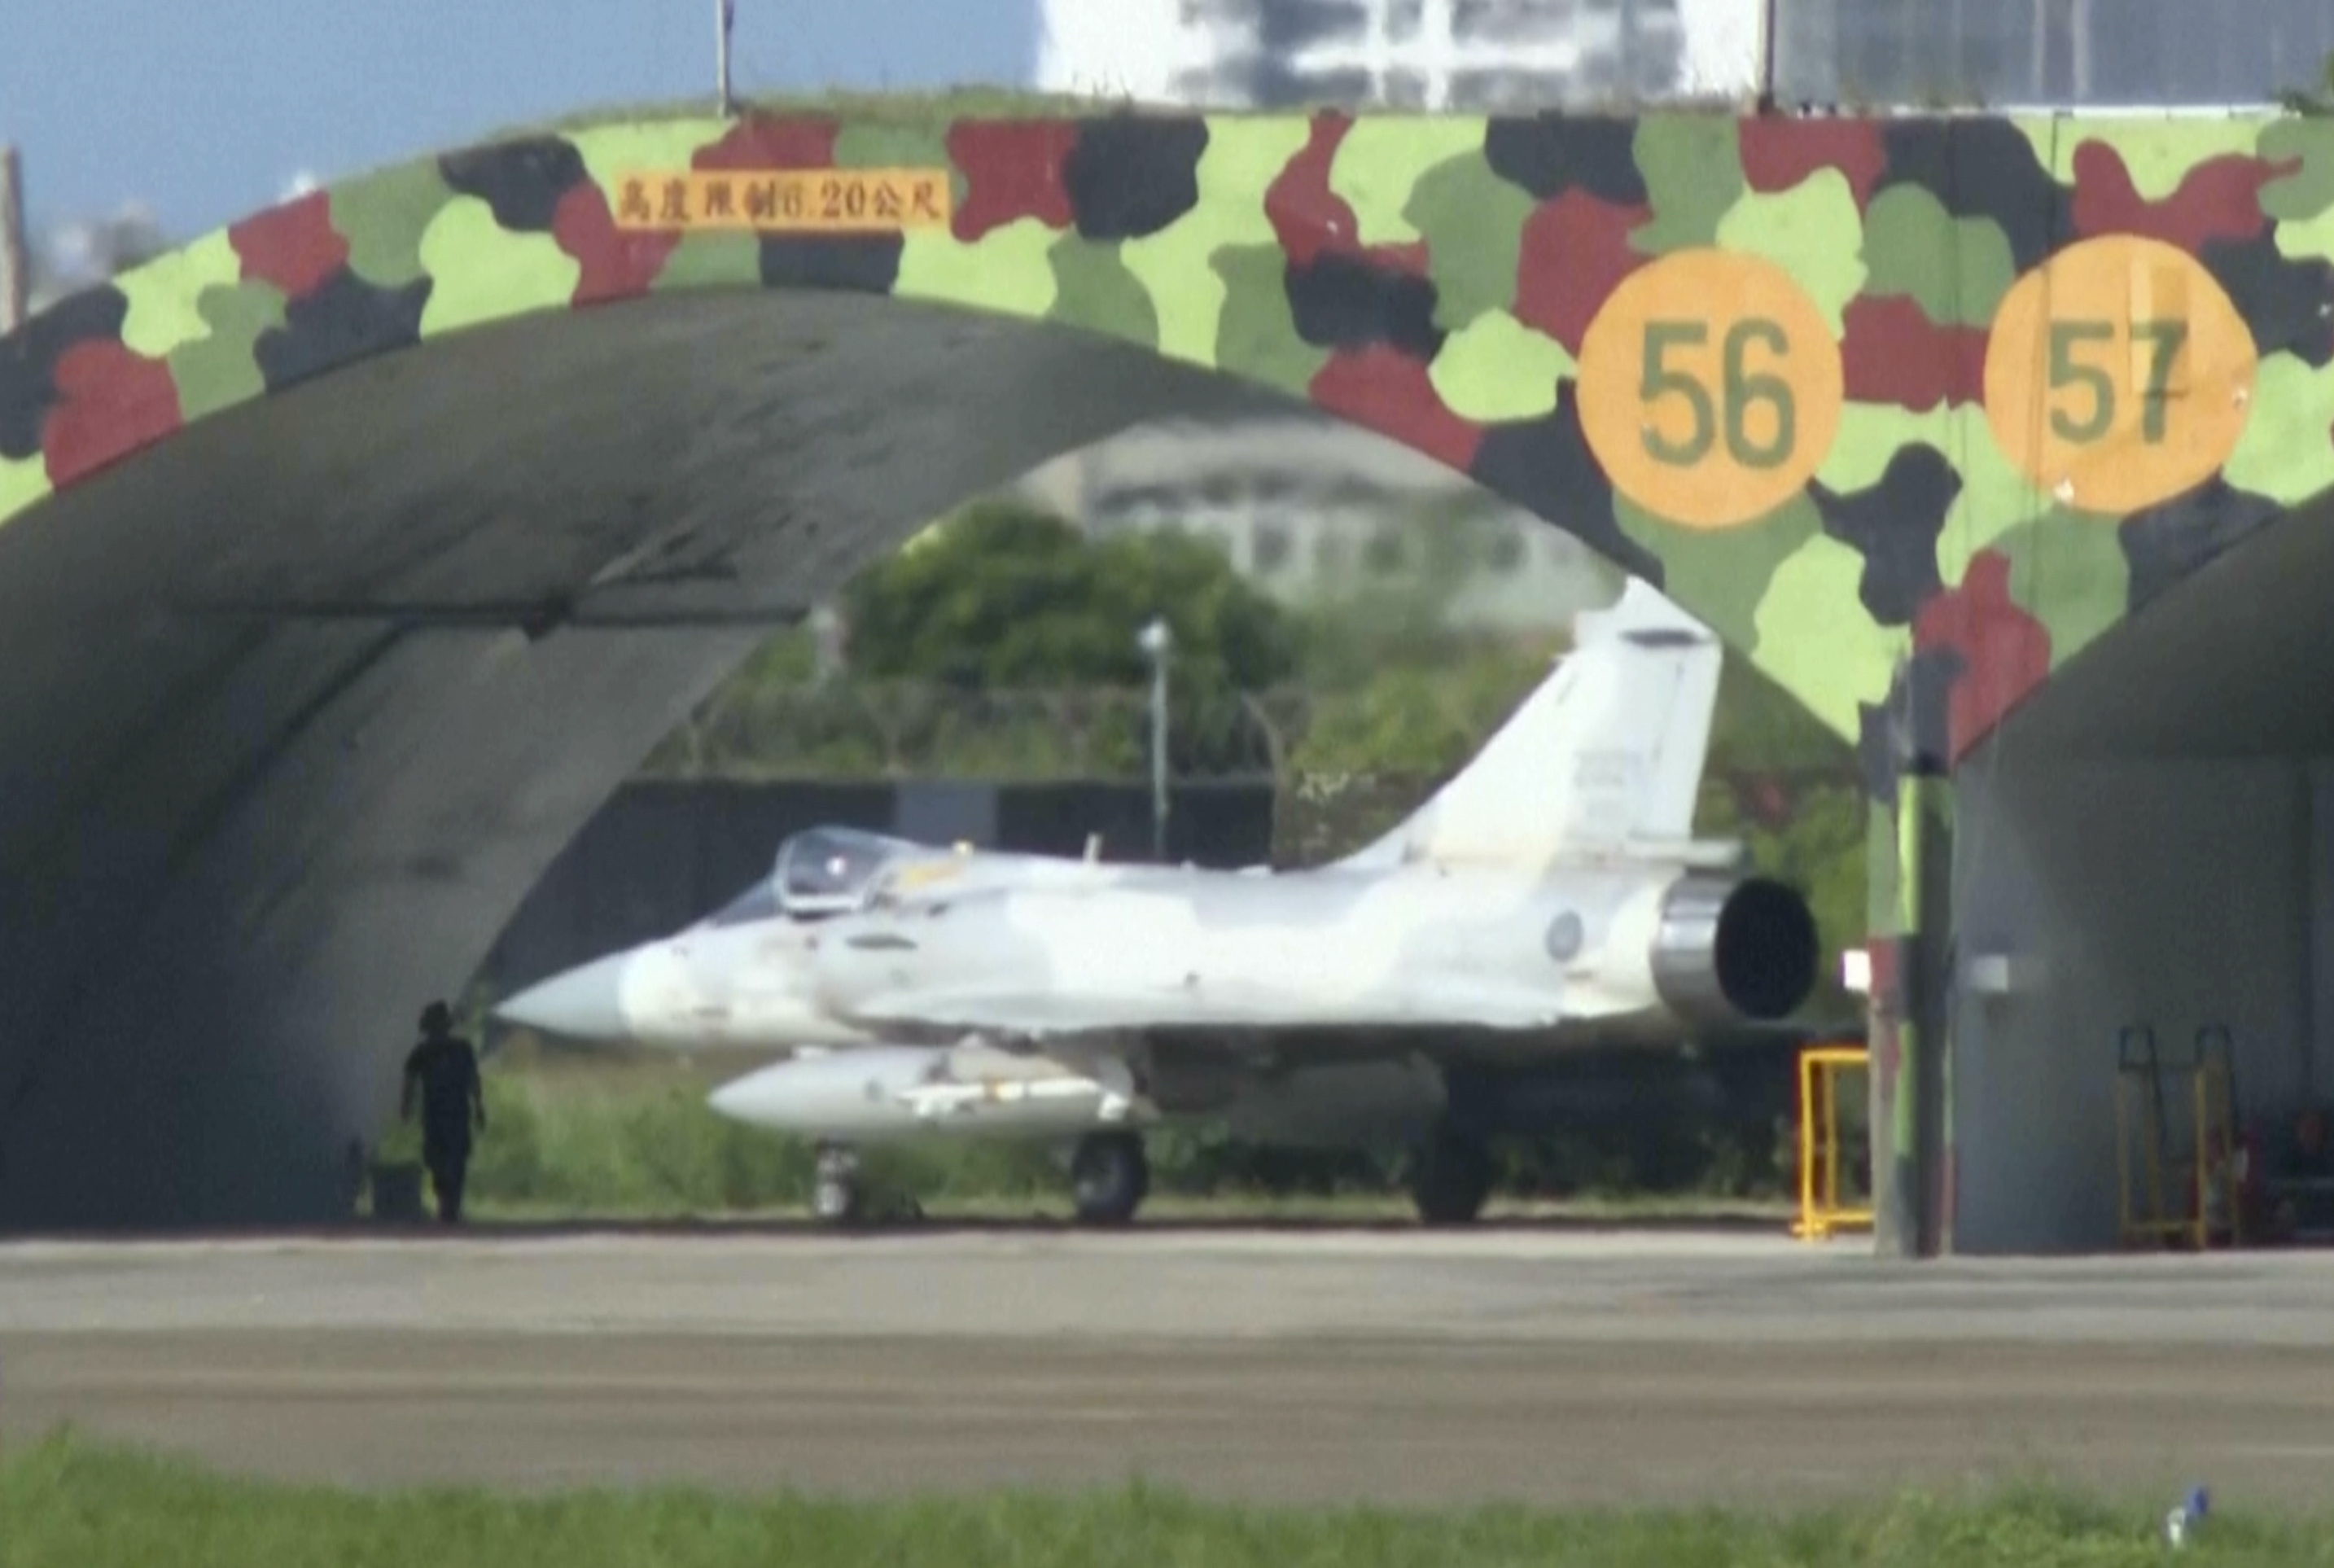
[1335,580,1723,871]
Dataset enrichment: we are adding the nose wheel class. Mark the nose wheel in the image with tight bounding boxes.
[812,1144,862,1225]
[1070,1132,1149,1225]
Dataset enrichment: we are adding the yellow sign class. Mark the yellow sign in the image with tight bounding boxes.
[1982,235,2257,516]
[611,168,953,233]
[1575,249,1846,531]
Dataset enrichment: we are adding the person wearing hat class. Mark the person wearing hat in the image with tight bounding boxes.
[401,1001,486,1224]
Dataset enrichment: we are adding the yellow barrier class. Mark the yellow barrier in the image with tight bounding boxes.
[2115,1025,2240,1250]
[1793,1045,1872,1241]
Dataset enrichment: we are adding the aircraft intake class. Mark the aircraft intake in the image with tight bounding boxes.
[1646,874,1819,1026]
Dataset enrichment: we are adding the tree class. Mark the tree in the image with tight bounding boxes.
[837,501,1301,774]
[1281,498,1556,692]
[1706,657,1848,773]
[1287,641,1558,777]
[842,501,1298,690]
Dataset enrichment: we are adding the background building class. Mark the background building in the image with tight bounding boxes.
[1775,0,2332,107]
[1009,415,1621,632]
[1034,0,1697,108]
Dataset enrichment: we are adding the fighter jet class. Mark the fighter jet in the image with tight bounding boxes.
[497,581,1822,1226]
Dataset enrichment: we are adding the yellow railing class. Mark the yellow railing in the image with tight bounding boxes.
[1792,1045,1872,1241]
[2115,1024,2240,1250]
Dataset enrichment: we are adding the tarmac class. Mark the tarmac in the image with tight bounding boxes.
[5,1224,2332,1510]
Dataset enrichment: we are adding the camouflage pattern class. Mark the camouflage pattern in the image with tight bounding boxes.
[6,107,2328,761]
[1866,768,1956,1256]
[9,104,2333,1254]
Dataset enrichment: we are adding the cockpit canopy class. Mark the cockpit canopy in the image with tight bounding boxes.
[697,826,967,930]
[775,826,913,917]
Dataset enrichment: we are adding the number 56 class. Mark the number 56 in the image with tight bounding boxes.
[1639,318,1798,471]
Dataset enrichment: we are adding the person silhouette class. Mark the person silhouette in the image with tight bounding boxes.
[401,1001,485,1224]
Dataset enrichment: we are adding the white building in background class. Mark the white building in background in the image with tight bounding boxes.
[1036,0,1697,108]
[1011,415,1622,633]
[1038,0,2331,112]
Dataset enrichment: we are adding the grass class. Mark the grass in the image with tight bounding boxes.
[401,1047,1072,1220]
[2,1432,2319,1568]
[384,1043,1824,1226]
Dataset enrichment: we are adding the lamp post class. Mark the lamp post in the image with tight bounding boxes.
[1,146,26,334]
[716,0,736,117]
[1138,616,1173,862]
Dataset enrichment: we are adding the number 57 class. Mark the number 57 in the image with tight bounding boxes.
[2049,318,2187,445]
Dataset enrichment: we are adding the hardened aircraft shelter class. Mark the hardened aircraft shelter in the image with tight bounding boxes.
[6,97,2334,1251]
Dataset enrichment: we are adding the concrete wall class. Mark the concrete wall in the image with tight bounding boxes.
[1952,756,2316,1253]
[2308,762,2334,1107]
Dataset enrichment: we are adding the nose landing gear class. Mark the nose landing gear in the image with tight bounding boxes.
[812,1143,863,1224]
[809,1143,925,1227]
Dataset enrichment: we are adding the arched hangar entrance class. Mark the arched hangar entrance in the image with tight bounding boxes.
[1,103,2325,1240]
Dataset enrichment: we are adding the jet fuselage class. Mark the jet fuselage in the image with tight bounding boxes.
[808,854,1813,1046]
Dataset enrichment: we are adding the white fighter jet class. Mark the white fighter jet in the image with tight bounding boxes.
[497,582,1821,1225]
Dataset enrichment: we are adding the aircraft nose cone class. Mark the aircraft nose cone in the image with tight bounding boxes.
[496,953,630,1042]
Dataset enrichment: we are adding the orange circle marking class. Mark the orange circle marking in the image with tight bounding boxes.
[1576,248,1846,531]
[1983,235,2257,516]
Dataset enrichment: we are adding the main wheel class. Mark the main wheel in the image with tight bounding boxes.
[812,1144,863,1226]
[1409,1128,1494,1226]
[1070,1132,1149,1225]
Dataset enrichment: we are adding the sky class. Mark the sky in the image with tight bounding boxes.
[1,0,1040,239]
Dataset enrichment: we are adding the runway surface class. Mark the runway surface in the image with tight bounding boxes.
[6,1226,2333,1509]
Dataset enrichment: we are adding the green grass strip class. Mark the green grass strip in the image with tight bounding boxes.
[4,1432,2327,1568]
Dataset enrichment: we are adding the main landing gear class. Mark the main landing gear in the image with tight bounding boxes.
[812,1137,1145,1228]
[1070,1131,1149,1225]
[1408,1125,1495,1226]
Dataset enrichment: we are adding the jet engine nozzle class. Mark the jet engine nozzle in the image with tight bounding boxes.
[1648,874,1819,1027]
